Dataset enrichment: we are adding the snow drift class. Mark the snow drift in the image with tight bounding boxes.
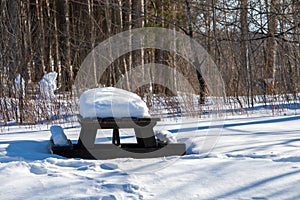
[39,71,58,99]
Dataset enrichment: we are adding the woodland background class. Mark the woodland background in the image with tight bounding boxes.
[0,0,299,124]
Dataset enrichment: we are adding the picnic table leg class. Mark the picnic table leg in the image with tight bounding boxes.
[134,128,157,148]
[77,126,97,148]
[112,129,120,146]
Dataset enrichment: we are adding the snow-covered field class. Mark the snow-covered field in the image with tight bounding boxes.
[0,107,300,199]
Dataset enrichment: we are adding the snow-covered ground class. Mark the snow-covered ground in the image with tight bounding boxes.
[0,108,300,199]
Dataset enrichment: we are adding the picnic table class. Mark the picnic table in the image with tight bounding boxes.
[50,115,186,159]
[50,87,186,159]
[77,115,161,148]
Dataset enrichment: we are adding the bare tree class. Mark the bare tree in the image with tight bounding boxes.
[265,0,279,92]
[185,0,206,104]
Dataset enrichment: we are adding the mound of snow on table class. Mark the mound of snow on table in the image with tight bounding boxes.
[79,87,150,118]
[155,130,177,143]
[50,125,69,146]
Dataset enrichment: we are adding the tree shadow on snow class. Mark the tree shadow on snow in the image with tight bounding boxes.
[168,115,300,133]
[212,169,300,199]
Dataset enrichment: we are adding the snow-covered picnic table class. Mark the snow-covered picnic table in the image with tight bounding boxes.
[78,87,159,147]
[51,87,185,159]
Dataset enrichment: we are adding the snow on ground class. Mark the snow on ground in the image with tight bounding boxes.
[0,109,300,199]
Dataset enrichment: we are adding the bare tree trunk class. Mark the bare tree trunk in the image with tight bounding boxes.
[104,0,113,86]
[172,2,177,92]
[118,0,130,90]
[185,0,206,104]
[0,1,11,122]
[122,0,132,90]
[292,0,300,93]
[46,0,54,72]
[24,0,33,83]
[54,0,62,88]
[35,0,46,76]
[55,0,71,91]
[113,0,126,88]
[265,0,278,94]
[65,0,72,89]
[8,1,19,122]
[270,0,279,94]
[132,0,143,93]
[88,0,98,86]
[212,0,219,64]
[128,0,132,90]
[204,1,212,56]
[240,0,252,106]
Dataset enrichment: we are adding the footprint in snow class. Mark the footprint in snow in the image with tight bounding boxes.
[102,183,139,193]
[100,163,118,170]
[252,197,267,200]
[30,164,48,175]
[77,166,90,171]
[101,195,117,200]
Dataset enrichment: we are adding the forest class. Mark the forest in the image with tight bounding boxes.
[0,0,299,124]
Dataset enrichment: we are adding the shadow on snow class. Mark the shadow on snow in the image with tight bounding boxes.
[168,115,300,133]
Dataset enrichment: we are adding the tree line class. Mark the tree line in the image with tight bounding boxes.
[0,0,299,123]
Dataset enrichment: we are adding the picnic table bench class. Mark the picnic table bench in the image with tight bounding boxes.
[50,115,186,159]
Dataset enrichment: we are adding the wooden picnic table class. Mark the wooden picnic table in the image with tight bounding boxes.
[50,115,185,159]
[77,115,161,148]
